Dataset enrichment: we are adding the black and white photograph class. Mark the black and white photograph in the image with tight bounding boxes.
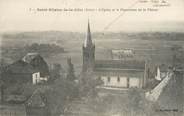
[0,0,184,116]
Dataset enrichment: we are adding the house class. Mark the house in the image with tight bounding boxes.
[2,53,49,85]
[111,49,134,60]
[25,90,50,116]
[81,21,147,90]
[32,72,48,85]
[2,60,36,84]
[22,53,49,77]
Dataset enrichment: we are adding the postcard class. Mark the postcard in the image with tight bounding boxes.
[0,0,184,116]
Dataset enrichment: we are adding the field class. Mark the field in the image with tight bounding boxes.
[1,31,184,75]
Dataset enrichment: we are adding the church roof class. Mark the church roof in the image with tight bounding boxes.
[95,60,145,71]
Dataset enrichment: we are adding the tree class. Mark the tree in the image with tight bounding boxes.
[0,80,5,103]
[42,78,79,116]
[66,58,76,81]
[0,58,7,74]
[50,63,63,82]
[124,88,156,116]
[171,45,184,69]
[78,72,103,99]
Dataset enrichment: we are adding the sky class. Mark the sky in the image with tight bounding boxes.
[0,0,184,32]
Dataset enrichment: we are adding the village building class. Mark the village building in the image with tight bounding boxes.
[111,49,135,60]
[2,53,49,85]
[82,21,147,90]
[22,53,49,77]
[2,60,37,84]
[32,72,48,85]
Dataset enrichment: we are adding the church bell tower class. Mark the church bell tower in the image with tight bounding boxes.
[82,20,95,73]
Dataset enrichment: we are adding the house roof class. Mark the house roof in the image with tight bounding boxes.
[95,60,145,71]
[5,60,36,74]
[26,90,46,107]
[22,53,49,76]
[4,53,49,77]
[22,52,40,63]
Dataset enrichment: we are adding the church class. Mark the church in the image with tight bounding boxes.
[82,21,147,90]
